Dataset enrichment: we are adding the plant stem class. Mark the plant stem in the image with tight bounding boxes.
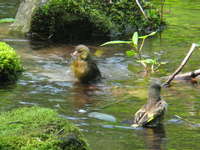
[160,0,165,23]
[139,38,145,55]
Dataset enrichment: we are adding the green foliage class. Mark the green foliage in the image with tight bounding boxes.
[30,0,163,42]
[132,32,138,48]
[101,32,166,75]
[0,107,90,150]
[126,50,137,57]
[0,18,15,24]
[0,42,23,82]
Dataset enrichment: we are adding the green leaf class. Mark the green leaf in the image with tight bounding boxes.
[137,59,156,64]
[132,32,138,47]
[126,50,136,57]
[100,40,132,46]
[160,61,167,65]
[139,31,157,39]
[196,42,200,47]
[0,18,15,23]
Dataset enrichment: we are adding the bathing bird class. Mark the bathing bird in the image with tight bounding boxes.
[71,45,101,84]
[132,82,167,127]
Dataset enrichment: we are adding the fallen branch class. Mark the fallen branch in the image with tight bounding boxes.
[162,43,199,87]
[171,69,200,80]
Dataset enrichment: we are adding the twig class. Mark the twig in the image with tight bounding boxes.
[160,0,165,23]
[162,43,199,87]
[135,0,148,19]
[174,115,198,126]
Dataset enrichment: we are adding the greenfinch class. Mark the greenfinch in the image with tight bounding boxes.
[71,45,101,84]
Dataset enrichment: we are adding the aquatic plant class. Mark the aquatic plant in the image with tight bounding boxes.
[0,42,23,83]
[0,107,90,150]
[101,32,166,75]
[30,0,164,42]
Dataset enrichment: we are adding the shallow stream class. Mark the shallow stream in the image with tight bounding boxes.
[1,0,200,149]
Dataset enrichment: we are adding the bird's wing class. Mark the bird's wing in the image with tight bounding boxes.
[133,100,167,126]
[152,100,167,116]
[146,100,167,123]
[133,105,149,126]
[89,60,101,77]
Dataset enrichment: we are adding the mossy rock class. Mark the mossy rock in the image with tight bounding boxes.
[0,42,23,83]
[30,0,163,42]
[0,107,90,150]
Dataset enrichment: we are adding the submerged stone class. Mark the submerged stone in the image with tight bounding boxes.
[0,107,90,150]
[88,112,116,122]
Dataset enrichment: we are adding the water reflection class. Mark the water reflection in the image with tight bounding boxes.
[138,126,166,150]
[70,83,101,109]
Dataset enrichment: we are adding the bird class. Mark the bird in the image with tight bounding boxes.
[131,82,167,128]
[71,44,101,84]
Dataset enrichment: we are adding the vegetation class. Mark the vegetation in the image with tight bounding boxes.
[0,107,90,150]
[0,42,23,83]
[30,0,164,42]
[101,32,166,75]
[0,18,15,24]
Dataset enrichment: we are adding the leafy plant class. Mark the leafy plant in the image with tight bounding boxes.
[30,0,163,42]
[0,42,23,83]
[0,18,15,24]
[101,31,166,75]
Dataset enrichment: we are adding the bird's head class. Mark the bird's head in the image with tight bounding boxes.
[148,81,162,102]
[71,45,90,60]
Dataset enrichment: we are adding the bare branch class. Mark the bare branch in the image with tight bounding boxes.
[162,43,199,87]
[135,0,148,19]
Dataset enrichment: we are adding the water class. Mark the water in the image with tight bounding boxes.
[1,0,200,149]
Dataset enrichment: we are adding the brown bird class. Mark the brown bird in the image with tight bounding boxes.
[71,45,101,84]
[132,82,167,127]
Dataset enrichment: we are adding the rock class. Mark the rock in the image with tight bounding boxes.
[10,0,48,33]
[88,112,116,122]
[0,107,89,150]
[78,109,87,113]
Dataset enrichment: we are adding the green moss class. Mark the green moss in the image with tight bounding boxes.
[0,107,90,150]
[30,0,163,42]
[0,42,23,83]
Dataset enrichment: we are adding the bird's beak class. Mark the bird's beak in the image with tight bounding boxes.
[71,51,78,59]
[71,50,78,56]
